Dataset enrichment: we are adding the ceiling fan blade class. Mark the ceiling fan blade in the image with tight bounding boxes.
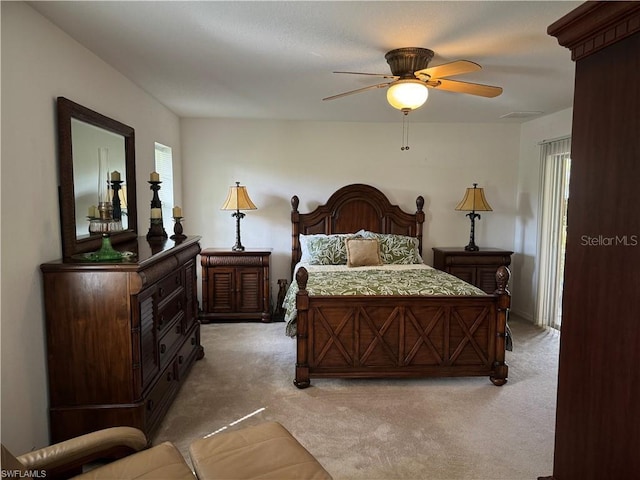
[415,60,481,79]
[428,78,502,98]
[323,82,392,101]
[334,71,398,79]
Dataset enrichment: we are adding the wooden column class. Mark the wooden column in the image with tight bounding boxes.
[546,3,640,479]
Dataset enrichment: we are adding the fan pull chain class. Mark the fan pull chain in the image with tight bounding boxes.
[400,110,410,151]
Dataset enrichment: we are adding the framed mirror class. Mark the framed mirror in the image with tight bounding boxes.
[57,97,138,258]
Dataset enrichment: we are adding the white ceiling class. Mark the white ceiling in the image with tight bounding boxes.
[30,1,581,123]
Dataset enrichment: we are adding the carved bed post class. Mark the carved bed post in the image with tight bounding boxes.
[491,265,511,386]
[415,195,425,257]
[291,195,300,277]
[294,267,311,389]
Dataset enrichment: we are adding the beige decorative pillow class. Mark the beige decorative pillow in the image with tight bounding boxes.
[345,238,382,267]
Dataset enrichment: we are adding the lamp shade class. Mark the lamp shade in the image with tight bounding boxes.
[221,182,257,211]
[386,79,429,111]
[455,184,492,212]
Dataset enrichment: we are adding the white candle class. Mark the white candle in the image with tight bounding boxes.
[150,208,162,219]
[172,206,182,218]
[150,172,160,182]
[111,170,121,181]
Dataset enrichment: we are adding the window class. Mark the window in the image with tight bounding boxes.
[154,142,174,227]
[535,136,571,330]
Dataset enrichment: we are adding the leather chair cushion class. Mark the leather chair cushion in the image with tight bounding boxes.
[189,422,332,480]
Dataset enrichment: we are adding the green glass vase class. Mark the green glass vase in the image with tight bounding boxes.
[88,234,123,261]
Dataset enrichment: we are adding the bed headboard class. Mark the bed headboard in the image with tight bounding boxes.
[291,183,425,273]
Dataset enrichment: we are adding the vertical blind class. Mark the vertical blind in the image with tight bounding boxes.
[535,136,571,330]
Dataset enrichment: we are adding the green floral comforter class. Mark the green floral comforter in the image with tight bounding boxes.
[283,263,486,336]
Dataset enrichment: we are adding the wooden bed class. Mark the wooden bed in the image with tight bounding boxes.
[290,183,510,388]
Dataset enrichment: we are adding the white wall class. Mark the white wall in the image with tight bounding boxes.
[181,118,520,298]
[511,108,573,320]
[1,2,181,453]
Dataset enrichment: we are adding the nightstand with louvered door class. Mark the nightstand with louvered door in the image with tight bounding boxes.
[200,249,271,322]
[432,247,513,294]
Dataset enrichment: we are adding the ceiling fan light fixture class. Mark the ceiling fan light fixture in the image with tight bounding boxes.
[386,79,429,112]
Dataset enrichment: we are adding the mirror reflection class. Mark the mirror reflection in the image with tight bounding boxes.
[57,97,137,258]
[71,119,128,238]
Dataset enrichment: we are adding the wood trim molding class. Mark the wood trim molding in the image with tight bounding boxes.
[548,1,640,60]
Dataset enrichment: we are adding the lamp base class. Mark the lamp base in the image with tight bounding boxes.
[464,211,481,252]
[231,209,246,252]
[91,234,125,261]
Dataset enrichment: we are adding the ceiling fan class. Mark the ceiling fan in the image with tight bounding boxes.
[323,47,503,113]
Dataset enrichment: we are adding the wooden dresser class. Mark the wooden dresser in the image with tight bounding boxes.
[40,236,204,443]
[432,247,513,294]
[200,249,271,322]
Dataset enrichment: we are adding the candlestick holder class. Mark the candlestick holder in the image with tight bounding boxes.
[110,179,124,221]
[147,180,168,240]
[171,217,187,241]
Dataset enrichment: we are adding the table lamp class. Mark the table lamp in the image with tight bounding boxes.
[455,183,492,251]
[220,181,257,251]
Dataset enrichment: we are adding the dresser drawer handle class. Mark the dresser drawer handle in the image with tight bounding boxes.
[191,337,196,346]
[147,399,154,411]
[176,325,181,334]
[159,287,164,297]
[160,344,166,354]
[177,301,182,310]
[158,316,164,329]
[166,372,173,382]
[175,276,179,284]
[178,355,184,364]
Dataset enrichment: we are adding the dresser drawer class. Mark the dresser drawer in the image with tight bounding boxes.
[158,315,184,369]
[157,290,184,335]
[157,271,183,303]
[145,361,179,432]
[177,323,200,380]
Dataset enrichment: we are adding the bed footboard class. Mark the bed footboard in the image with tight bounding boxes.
[294,266,510,388]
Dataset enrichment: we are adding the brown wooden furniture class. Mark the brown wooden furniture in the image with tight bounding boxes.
[546,3,640,479]
[40,236,204,443]
[290,184,511,388]
[200,249,271,322]
[432,247,513,294]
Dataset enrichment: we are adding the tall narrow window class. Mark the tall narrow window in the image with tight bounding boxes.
[154,142,174,227]
[535,137,571,330]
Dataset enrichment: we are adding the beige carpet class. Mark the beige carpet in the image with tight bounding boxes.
[154,316,560,480]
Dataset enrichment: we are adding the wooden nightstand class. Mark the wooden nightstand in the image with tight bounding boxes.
[200,249,271,322]
[432,247,513,294]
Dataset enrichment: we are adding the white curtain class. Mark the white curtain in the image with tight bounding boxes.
[535,137,571,330]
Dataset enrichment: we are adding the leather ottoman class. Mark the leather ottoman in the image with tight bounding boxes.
[189,422,332,479]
